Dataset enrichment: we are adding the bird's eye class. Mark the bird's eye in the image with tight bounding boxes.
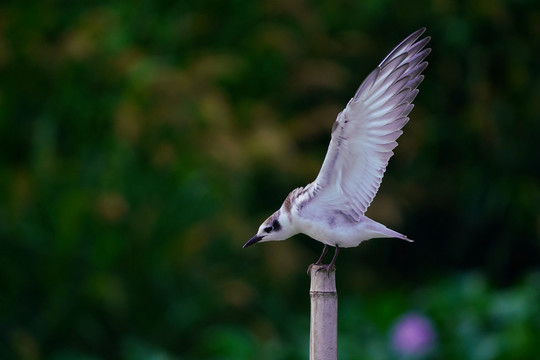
[264,226,273,233]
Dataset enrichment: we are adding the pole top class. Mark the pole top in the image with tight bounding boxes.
[309,265,336,293]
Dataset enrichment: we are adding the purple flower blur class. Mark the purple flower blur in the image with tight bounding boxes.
[391,312,436,357]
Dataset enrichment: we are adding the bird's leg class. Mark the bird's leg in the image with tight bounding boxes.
[324,245,340,271]
[315,244,329,265]
[307,244,329,274]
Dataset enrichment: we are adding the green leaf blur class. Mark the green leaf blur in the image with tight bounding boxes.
[0,0,539,359]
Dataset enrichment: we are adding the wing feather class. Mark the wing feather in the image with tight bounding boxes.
[301,29,430,221]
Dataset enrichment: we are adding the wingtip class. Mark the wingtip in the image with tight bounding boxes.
[378,27,430,68]
[416,27,427,35]
[409,27,427,41]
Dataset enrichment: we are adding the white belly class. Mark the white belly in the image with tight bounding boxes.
[294,215,390,248]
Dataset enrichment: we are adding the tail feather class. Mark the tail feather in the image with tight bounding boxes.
[364,216,413,242]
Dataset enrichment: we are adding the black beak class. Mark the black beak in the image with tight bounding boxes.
[243,235,264,248]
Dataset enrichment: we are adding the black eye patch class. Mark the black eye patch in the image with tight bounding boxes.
[272,219,281,231]
[264,226,272,233]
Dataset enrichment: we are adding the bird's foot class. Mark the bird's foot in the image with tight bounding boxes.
[322,263,336,273]
[307,244,340,274]
[308,244,330,274]
[307,263,336,275]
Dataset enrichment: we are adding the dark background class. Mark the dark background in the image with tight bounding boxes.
[1,0,539,359]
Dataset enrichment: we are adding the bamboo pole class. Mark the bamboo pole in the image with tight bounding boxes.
[309,265,337,360]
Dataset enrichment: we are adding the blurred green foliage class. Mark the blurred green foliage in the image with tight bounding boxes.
[0,0,539,359]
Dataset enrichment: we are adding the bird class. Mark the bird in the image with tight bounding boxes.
[243,28,430,271]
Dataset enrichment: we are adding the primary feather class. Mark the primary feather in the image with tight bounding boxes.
[302,28,430,222]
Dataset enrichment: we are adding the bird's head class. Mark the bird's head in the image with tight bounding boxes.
[243,209,296,248]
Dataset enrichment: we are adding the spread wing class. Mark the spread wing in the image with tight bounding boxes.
[302,28,430,222]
